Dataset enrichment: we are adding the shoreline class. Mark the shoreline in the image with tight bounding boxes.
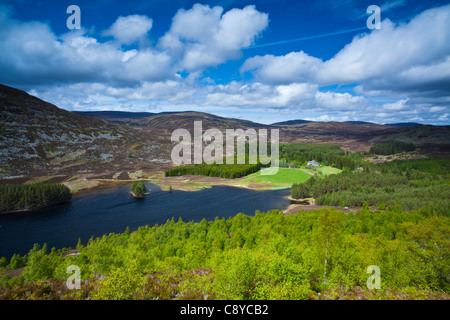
[70,179,135,197]
[0,199,72,215]
[283,195,314,204]
[130,191,146,199]
[69,176,289,196]
[1,170,296,202]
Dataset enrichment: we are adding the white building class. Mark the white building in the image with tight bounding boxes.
[307,160,321,167]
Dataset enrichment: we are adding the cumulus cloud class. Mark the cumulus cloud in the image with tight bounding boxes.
[103,15,153,45]
[240,51,322,84]
[317,5,450,92]
[236,4,450,124]
[314,91,366,110]
[29,76,448,125]
[0,2,448,125]
[382,99,409,111]
[201,81,318,109]
[200,81,370,115]
[0,12,173,86]
[0,3,270,86]
[159,4,268,71]
[310,114,351,122]
[241,4,450,96]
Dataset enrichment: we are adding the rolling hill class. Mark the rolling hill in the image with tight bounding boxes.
[271,119,313,126]
[0,84,449,182]
[0,84,170,179]
[73,111,156,125]
[134,111,271,131]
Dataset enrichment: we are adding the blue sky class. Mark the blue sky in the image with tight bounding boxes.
[0,0,449,125]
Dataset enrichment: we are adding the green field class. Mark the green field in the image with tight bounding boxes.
[239,166,341,189]
[307,166,342,176]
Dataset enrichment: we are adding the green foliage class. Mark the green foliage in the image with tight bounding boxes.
[0,183,71,212]
[290,158,449,215]
[0,257,7,268]
[165,161,262,179]
[130,181,147,197]
[8,253,26,270]
[291,183,310,199]
[1,205,448,299]
[91,264,145,300]
[76,238,83,250]
[165,143,364,179]
[280,143,364,170]
[377,157,449,176]
[1,156,448,300]
[21,244,61,282]
[370,141,416,155]
[291,177,316,199]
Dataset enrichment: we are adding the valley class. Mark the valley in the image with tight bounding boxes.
[0,84,449,301]
[1,84,449,195]
[2,0,450,305]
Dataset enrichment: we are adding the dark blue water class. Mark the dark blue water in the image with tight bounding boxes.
[0,183,290,259]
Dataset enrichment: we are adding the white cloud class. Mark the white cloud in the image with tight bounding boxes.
[376,112,389,118]
[316,5,450,89]
[240,51,322,84]
[314,91,366,110]
[274,83,317,107]
[236,4,450,124]
[0,3,269,85]
[215,6,269,50]
[312,114,350,122]
[241,4,450,96]
[382,99,409,111]
[430,106,446,112]
[159,4,268,71]
[0,12,173,85]
[0,2,449,125]
[103,15,153,45]
[201,81,318,109]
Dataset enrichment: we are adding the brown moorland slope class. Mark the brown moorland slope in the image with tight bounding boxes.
[1,84,449,183]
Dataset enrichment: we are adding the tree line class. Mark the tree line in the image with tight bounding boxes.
[291,157,449,215]
[166,143,366,179]
[369,141,416,155]
[376,157,449,176]
[0,206,448,299]
[279,143,364,170]
[0,183,71,212]
[165,155,263,179]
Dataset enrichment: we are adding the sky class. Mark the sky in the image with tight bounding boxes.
[0,0,449,125]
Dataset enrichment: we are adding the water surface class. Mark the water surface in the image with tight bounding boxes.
[0,183,290,258]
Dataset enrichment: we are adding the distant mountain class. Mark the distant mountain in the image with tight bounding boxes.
[135,111,272,131]
[74,110,272,130]
[345,121,375,125]
[1,84,449,181]
[271,119,313,126]
[0,84,169,178]
[273,120,379,126]
[386,122,423,127]
[73,111,155,124]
